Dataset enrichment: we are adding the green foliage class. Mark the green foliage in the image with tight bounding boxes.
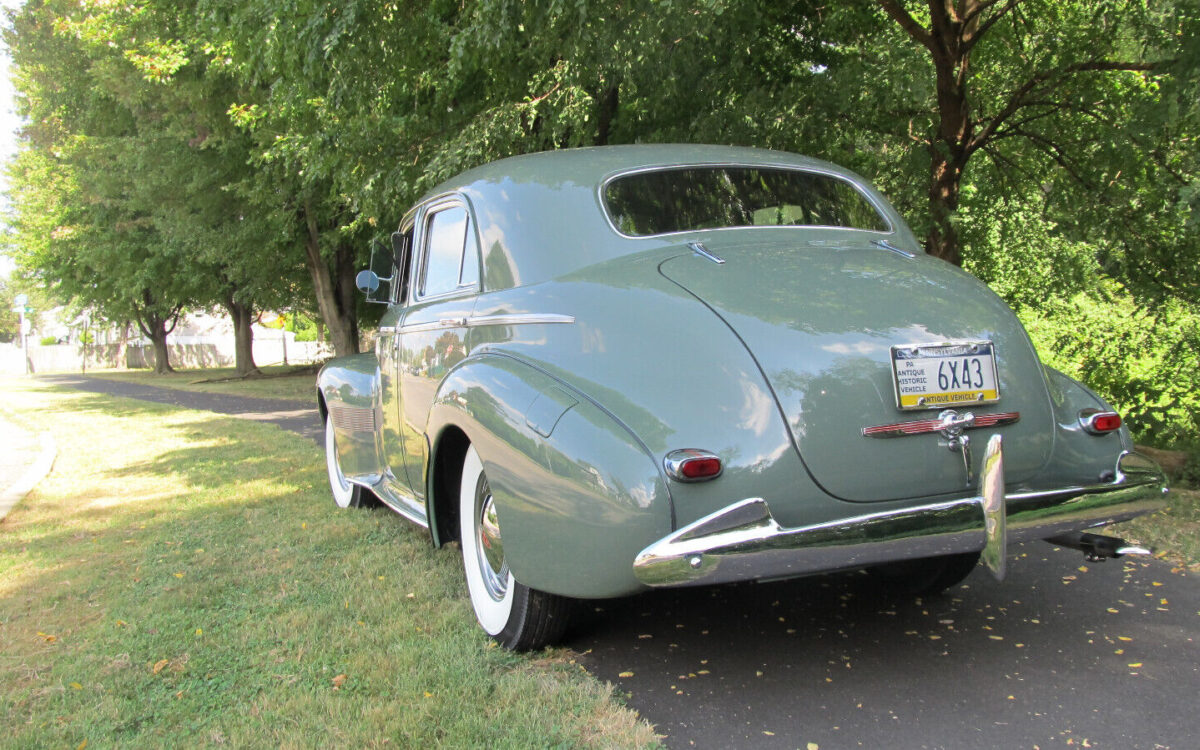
[39,335,58,346]
[1020,286,1200,447]
[4,0,1197,442]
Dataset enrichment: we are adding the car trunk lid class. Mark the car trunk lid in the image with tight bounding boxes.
[658,234,1054,502]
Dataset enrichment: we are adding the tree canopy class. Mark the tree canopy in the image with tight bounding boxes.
[3,0,1197,442]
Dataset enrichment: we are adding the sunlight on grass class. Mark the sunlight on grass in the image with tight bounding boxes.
[86,364,319,401]
[0,377,660,748]
[1114,488,1200,570]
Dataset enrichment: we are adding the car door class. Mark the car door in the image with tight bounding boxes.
[395,196,482,500]
[377,219,419,510]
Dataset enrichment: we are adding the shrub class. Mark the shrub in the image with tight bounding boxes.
[1019,286,1200,448]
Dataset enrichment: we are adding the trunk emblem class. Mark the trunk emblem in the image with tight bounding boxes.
[862,410,1020,486]
[862,410,1020,439]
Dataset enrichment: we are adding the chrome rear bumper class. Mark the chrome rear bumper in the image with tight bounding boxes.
[633,437,1167,588]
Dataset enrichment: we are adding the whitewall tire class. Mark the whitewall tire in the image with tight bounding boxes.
[458,444,572,650]
[325,414,372,509]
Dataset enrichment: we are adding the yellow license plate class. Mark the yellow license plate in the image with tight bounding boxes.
[891,341,1000,410]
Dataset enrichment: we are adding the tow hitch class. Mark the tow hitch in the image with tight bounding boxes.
[1046,531,1152,563]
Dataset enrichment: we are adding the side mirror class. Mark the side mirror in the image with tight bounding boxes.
[356,269,381,294]
[360,238,395,304]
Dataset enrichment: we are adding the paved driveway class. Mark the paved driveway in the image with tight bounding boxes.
[43,375,1200,749]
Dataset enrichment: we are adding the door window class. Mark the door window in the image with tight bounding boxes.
[420,205,480,299]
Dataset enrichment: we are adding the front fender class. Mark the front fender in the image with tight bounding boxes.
[426,352,673,598]
[317,353,384,485]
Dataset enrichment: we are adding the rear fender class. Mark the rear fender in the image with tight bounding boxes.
[1040,367,1132,486]
[425,353,673,598]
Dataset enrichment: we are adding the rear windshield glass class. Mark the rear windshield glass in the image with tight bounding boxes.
[604,166,889,236]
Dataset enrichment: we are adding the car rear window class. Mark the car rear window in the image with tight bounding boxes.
[604,166,889,236]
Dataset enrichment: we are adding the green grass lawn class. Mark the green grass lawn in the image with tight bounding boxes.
[86,365,319,401]
[1114,488,1200,570]
[0,377,659,748]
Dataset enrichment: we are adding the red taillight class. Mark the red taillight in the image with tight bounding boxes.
[664,449,723,482]
[1080,409,1122,434]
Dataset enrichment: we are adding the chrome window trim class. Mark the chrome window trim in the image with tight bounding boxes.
[411,194,483,304]
[597,161,897,240]
[393,215,417,306]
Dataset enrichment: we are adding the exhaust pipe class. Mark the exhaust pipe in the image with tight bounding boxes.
[1045,531,1152,562]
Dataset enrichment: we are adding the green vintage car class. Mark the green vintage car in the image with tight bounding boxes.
[318,145,1167,650]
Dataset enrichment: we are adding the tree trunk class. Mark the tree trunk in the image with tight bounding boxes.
[223,296,260,377]
[138,315,175,375]
[878,0,979,267]
[927,148,968,266]
[594,82,619,146]
[134,290,181,374]
[303,201,360,356]
[149,328,173,374]
[116,321,130,368]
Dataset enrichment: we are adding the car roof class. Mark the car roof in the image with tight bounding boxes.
[416,145,910,291]
[425,144,842,198]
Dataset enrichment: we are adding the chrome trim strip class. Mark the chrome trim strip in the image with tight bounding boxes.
[873,238,916,258]
[863,411,1020,438]
[687,241,726,265]
[465,314,576,327]
[399,319,464,334]
[367,482,429,528]
[632,445,1166,589]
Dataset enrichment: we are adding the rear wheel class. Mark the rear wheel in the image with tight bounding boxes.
[325,414,374,509]
[873,552,980,596]
[459,445,572,650]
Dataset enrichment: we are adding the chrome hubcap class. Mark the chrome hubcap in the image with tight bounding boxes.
[475,478,508,601]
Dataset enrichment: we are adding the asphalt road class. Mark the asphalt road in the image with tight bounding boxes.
[43,375,1200,749]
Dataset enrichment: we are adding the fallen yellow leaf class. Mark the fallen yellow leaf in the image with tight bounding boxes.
[152,659,169,674]
[618,671,634,678]
[76,741,87,750]
[1128,662,1143,668]
[69,682,82,690]
[331,674,347,688]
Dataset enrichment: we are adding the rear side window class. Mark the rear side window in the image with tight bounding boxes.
[420,204,479,298]
[604,166,889,236]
